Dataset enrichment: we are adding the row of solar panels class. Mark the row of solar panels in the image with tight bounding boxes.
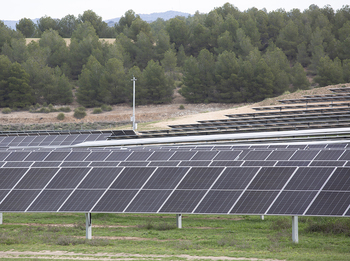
[279,95,350,104]
[0,163,349,216]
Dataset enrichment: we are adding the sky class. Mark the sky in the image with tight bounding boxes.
[1,0,348,21]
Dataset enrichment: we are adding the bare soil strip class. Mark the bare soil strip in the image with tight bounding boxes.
[0,251,285,261]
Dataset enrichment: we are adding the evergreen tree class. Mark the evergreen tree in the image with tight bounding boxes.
[214,51,242,102]
[142,60,174,104]
[77,56,104,107]
[314,56,344,86]
[16,18,36,37]
[291,62,310,90]
[100,58,127,104]
[181,49,215,103]
[7,62,34,108]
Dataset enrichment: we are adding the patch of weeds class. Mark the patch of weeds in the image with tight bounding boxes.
[173,240,200,250]
[2,107,11,114]
[92,108,103,114]
[217,235,236,246]
[101,104,112,111]
[139,221,177,231]
[271,217,291,230]
[56,236,86,246]
[73,222,85,231]
[267,229,290,252]
[87,238,111,246]
[59,106,71,112]
[179,104,185,110]
[46,225,61,233]
[305,218,350,235]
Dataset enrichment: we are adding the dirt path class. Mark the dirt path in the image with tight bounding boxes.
[0,250,285,261]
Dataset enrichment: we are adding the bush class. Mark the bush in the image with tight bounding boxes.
[59,106,71,112]
[74,107,86,119]
[2,108,11,114]
[179,104,185,110]
[92,108,103,114]
[57,113,65,120]
[39,107,50,113]
[101,104,112,111]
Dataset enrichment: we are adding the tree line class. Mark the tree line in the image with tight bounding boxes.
[0,3,350,108]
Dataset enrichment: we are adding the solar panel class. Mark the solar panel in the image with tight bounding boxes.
[46,168,90,189]
[267,191,318,215]
[159,190,207,213]
[285,167,334,190]
[125,190,173,213]
[15,168,59,189]
[305,192,350,216]
[59,190,105,212]
[0,142,350,218]
[28,190,73,212]
[194,191,242,214]
[230,191,279,214]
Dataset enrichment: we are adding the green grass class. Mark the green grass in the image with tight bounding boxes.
[0,213,349,260]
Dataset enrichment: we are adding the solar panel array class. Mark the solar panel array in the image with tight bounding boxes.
[1,143,349,217]
[0,131,114,148]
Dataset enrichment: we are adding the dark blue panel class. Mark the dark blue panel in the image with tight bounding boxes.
[144,167,189,189]
[0,168,30,189]
[213,167,259,189]
[15,168,59,189]
[110,167,156,189]
[285,167,334,190]
[248,167,296,190]
[0,190,41,211]
[306,192,350,216]
[194,190,242,214]
[28,190,73,211]
[79,168,123,189]
[230,191,279,214]
[267,191,318,215]
[59,190,105,212]
[159,190,206,213]
[46,168,90,189]
[177,167,224,189]
[323,168,350,191]
[126,190,172,212]
[92,190,138,212]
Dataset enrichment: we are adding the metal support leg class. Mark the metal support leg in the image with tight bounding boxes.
[260,215,264,220]
[85,213,92,239]
[176,214,182,229]
[0,213,2,225]
[292,216,298,243]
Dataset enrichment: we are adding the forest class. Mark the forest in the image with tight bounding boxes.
[0,3,350,108]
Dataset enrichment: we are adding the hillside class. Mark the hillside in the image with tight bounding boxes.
[1,83,349,132]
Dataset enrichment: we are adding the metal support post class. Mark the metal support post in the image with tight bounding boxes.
[260,215,264,220]
[176,214,182,229]
[85,213,92,239]
[0,213,2,225]
[292,216,298,243]
[131,76,137,131]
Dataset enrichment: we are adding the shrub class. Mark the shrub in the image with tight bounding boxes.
[59,106,71,112]
[179,104,185,110]
[101,104,112,111]
[2,108,11,114]
[57,113,65,120]
[74,107,86,119]
[39,107,50,113]
[43,102,48,107]
[92,108,103,114]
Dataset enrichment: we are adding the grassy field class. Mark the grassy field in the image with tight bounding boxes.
[0,213,349,260]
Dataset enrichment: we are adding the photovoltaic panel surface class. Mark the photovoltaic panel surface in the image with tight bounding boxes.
[0,142,350,217]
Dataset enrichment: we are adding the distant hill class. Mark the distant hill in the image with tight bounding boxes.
[105,10,191,26]
[2,11,191,29]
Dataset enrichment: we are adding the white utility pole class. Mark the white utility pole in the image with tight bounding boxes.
[131,76,137,131]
